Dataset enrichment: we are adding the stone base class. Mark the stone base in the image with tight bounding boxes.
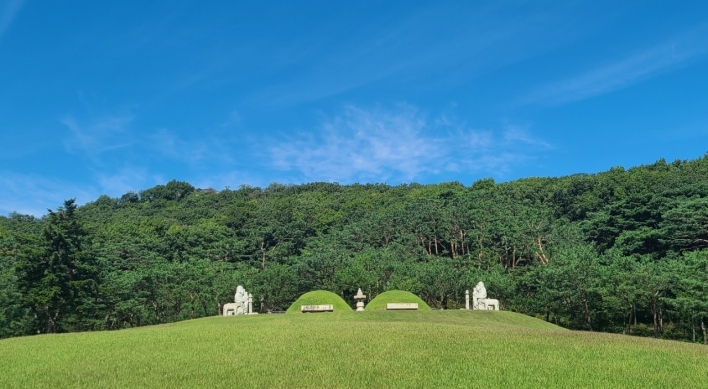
[223,302,247,316]
[476,298,500,310]
[356,301,365,312]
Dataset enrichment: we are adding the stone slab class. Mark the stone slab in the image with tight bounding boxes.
[386,303,418,310]
[301,304,334,312]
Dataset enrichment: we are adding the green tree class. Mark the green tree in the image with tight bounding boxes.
[672,250,708,344]
[15,199,98,333]
[0,228,30,338]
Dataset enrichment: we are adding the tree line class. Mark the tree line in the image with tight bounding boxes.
[1,155,707,343]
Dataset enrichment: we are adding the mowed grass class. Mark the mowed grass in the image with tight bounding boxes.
[2,311,707,388]
[365,290,431,310]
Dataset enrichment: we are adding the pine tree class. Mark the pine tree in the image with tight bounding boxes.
[15,199,97,333]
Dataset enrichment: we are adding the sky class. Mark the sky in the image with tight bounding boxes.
[1,1,708,216]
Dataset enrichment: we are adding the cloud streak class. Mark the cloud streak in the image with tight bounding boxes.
[95,166,153,196]
[61,114,135,157]
[525,23,708,105]
[60,112,238,168]
[249,3,588,107]
[147,128,235,165]
[0,166,166,216]
[0,0,23,41]
[0,171,99,217]
[269,105,550,183]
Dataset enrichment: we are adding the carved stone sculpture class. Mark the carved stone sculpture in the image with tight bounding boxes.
[223,285,251,316]
[235,285,248,312]
[472,282,487,309]
[354,288,366,312]
[472,282,499,311]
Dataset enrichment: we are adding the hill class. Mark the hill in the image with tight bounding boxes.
[365,290,430,310]
[286,290,353,313]
[2,154,708,343]
[1,311,706,388]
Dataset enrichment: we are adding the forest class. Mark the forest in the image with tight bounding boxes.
[1,154,707,344]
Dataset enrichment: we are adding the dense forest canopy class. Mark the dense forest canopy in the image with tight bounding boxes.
[1,154,708,343]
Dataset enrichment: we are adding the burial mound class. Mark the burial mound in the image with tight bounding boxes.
[365,290,430,310]
[286,290,353,313]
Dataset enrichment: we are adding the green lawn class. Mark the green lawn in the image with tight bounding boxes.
[1,311,707,388]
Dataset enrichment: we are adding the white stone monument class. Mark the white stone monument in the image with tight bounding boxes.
[386,303,418,310]
[465,289,470,310]
[472,282,499,311]
[223,285,254,316]
[301,305,334,312]
[354,288,366,312]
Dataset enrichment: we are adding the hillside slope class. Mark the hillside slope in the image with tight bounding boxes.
[1,311,706,388]
[3,154,708,341]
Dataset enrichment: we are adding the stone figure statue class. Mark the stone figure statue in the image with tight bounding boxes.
[472,282,487,309]
[234,285,249,314]
[472,281,499,310]
[223,285,250,316]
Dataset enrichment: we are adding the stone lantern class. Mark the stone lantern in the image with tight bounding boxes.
[354,288,366,312]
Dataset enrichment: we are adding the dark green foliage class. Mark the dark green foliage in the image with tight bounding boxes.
[14,199,98,333]
[2,154,708,343]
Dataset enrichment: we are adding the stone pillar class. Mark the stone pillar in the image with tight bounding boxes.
[465,290,470,310]
[248,293,253,314]
[354,288,366,312]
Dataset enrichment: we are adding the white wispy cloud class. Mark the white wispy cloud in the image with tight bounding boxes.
[61,114,135,156]
[269,105,550,183]
[60,112,237,167]
[0,166,166,216]
[248,3,588,107]
[95,166,153,196]
[147,128,237,165]
[0,171,99,217]
[0,0,23,41]
[525,23,708,105]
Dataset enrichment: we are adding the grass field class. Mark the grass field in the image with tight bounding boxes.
[365,290,430,310]
[2,311,707,388]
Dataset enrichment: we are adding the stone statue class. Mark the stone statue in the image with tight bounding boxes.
[472,281,499,311]
[235,286,249,313]
[472,282,487,309]
[223,285,250,316]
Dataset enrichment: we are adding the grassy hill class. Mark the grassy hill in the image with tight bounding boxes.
[286,290,353,313]
[365,290,431,310]
[2,311,707,388]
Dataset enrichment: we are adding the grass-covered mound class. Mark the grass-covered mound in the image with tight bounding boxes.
[365,290,431,310]
[286,290,353,313]
[2,311,707,388]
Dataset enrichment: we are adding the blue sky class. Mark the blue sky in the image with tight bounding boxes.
[1,1,708,215]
